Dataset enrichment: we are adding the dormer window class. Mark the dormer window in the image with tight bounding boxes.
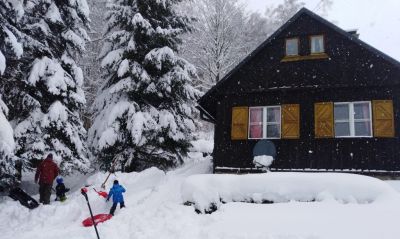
[285,38,299,56]
[311,35,324,54]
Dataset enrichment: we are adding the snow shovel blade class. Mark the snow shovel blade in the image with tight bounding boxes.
[82,214,112,227]
[93,188,108,198]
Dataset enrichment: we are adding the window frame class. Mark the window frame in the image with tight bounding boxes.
[285,37,299,56]
[310,35,325,54]
[248,105,281,139]
[248,107,264,140]
[334,101,373,138]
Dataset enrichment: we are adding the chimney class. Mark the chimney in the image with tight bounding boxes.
[346,29,359,38]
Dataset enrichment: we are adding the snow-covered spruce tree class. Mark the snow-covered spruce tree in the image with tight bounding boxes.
[0,0,24,77]
[0,95,19,190]
[89,0,200,172]
[0,0,24,190]
[12,0,91,174]
[0,0,25,107]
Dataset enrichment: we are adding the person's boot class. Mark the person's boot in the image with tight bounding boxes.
[109,203,117,216]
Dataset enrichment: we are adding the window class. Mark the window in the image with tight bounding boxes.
[285,38,299,56]
[249,107,263,139]
[249,106,281,139]
[311,35,324,54]
[334,102,372,137]
[266,106,281,138]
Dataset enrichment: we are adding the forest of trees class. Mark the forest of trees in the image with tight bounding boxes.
[0,0,331,191]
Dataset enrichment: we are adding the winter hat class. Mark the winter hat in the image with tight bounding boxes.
[113,180,119,185]
[56,177,63,184]
[47,153,53,160]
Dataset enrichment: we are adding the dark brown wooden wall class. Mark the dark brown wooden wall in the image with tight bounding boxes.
[207,12,400,172]
[213,86,400,171]
[201,13,400,118]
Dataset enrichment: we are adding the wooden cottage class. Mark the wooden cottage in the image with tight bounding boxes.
[197,8,400,175]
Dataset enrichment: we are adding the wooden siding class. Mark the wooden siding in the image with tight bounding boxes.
[202,9,400,174]
[199,12,400,119]
[212,86,400,172]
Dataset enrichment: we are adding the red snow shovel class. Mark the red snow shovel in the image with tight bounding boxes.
[93,155,119,199]
[82,214,112,227]
[94,156,118,199]
[93,188,108,199]
[100,155,119,189]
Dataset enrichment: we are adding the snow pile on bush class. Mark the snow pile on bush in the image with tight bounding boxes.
[190,139,214,153]
[182,172,399,213]
[253,155,274,169]
[86,167,166,192]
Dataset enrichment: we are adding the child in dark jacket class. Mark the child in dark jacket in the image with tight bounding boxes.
[55,177,70,202]
[107,180,126,216]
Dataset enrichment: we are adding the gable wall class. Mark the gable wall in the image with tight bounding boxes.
[208,11,400,173]
[219,14,400,97]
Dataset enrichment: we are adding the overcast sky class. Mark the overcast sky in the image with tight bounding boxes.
[243,0,400,61]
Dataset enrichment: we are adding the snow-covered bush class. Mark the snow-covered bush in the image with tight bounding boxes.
[253,155,274,171]
[190,139,214,154]
[89,0,200,172]
[182,173,398,213]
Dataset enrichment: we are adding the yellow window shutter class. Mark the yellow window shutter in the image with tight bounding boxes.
[373,100,395,137]
[314,102,334,138]
[231,106,248,140]
[282,104,300,139]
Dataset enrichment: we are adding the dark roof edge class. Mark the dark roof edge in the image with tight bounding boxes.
[304,8,400,68]
[198,7,400,105]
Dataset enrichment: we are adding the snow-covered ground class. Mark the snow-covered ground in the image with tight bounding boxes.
[182,172,399,213]
[2,154,400,239]
[386,180,400,193]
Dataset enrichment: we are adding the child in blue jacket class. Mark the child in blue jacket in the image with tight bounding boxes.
[106,180,126,215]
[55,177,70,202]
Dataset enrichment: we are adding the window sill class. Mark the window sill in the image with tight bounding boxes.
[335,136,373,138]
[281,53,329,62]
[248,138,281,140]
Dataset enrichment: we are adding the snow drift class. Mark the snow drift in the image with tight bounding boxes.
[181,172,399,213]
[3,157,400,239]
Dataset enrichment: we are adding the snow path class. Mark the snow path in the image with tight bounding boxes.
[1,156,400,239]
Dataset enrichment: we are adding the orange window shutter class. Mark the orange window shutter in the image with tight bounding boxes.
[373,100,395,137]
[231,107,249,140]
[282,104,300,139]
[314,102,334,138]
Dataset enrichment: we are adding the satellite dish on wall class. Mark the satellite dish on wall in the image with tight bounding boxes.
[253,140,276,158]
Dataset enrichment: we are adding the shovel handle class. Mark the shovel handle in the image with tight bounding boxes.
[101,155,119,189]
[101,172,111,189]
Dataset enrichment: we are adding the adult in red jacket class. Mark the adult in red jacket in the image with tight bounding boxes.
[35,154,59,204]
